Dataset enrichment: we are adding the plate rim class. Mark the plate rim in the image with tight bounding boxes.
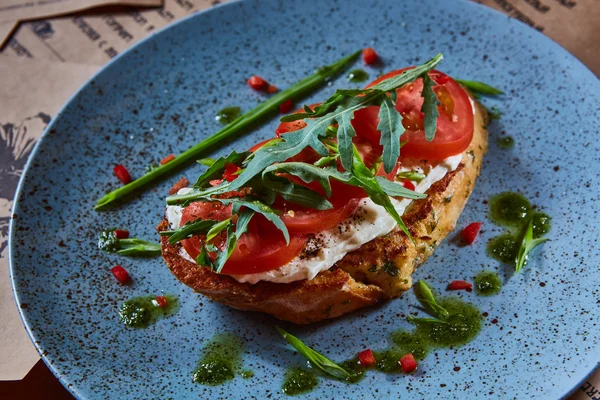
[7,0,598,398]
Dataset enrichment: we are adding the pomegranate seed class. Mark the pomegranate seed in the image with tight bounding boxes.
[114,229,129,239]
[160,154,176,165]
[362,47,378,65]
[448,280,473,291]
[357,349,376,367]
[461,222,483,244]
[399,353,417,373]
[248,75,268,91]
[267,84,278,94]
[223,163,241,182]
[279,99,294,114]
[402,179,416,191]
[155,296,168,308]
[168,177,189,195]
[113,164,132,185]
[111,265,130,284]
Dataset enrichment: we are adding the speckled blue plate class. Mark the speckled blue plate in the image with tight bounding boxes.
[9,0,600,398]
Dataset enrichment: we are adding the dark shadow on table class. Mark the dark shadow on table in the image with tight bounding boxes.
[0,359,73,400]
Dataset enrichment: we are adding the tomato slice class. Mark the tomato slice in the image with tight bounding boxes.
[179,202,307,274]
[353,69,474,161]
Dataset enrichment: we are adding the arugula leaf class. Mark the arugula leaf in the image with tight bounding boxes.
[227,199,290,244]
[261,174,332,210]
[336,107,358,171]
[194,151,249,188]
[369,53,443,92]
[455,79,504,96]
[515,217,548,273]
[421,72,440,142]
[197,158,216,167]
[212,210,255,273]
[415,280,449,320]
[205,218,232,242]
[276,327,350,380]
[165,182,233,206]
[159,219,218,245]
[397,171,426,182]
[375,177,426,199]
[377,96,404,173]
[115,239,161,257]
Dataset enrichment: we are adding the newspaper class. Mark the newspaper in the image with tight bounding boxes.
[0,0,597,395]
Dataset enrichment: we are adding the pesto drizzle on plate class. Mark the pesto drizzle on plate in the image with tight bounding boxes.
[118,295,178,328]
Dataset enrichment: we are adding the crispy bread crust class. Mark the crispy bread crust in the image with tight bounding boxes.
[158,102,488,324]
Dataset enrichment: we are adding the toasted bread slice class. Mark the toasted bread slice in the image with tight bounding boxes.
[158,102,488,324]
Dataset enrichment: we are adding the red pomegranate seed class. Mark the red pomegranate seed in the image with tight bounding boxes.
[168,177,189,195]
[267,84,278,94]
[357,349,376,367]
[223,163,241,182]
[114,229,129,239]
[448,280,473,291]
[111,265,130,284]
[248,75,268,91]
[461,222,482,244]
[155,296,168,308]
[402,179,416,191]
[279,99,294,114]
[363,47,378,65]
[160,154,176,165]
[399,353,417,373]
[113,164,132,184]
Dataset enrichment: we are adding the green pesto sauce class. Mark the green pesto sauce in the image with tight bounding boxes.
[339,358,366,383]
[474,271,502,296]
[193,333,243,386]
[487,233,518,264]
[240,370,254,379]
[98,229,118,252]
[489,192,532,228]
[487,192,552,266]
[118,295,178,328]
[215,106,241,125]
[347,69,369,83]
[532,212,551,238]
[496,136,515,149]
[374,297,481,373]
[282,367,318,396]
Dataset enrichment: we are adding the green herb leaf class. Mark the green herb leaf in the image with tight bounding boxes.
[212,210,255,273]
[374,177,426,199]
[415,280,449,320]
[159,219,218,245]
[228,199,289,244]
[336,107,358,171]
[369,53,443,92]
[377,96,404,173]
[194,151,249,188]
[197,158,216,167]
[276,327,350,380]
[205,218,233,242]
[421,72,440,142]
[116,238,161,257]
[261,175,332,210]
[397,171,426,182]
[98,229,161,256]
[515,217,548,273]
[455,79,504,96]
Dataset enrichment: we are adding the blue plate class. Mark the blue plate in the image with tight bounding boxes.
[9,0,600,398]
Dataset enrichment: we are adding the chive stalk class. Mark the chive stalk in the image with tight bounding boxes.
[95,50,361,209]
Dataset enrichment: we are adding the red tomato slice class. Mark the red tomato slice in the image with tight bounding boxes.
[179,202,307,274]
[353,69,474,161]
